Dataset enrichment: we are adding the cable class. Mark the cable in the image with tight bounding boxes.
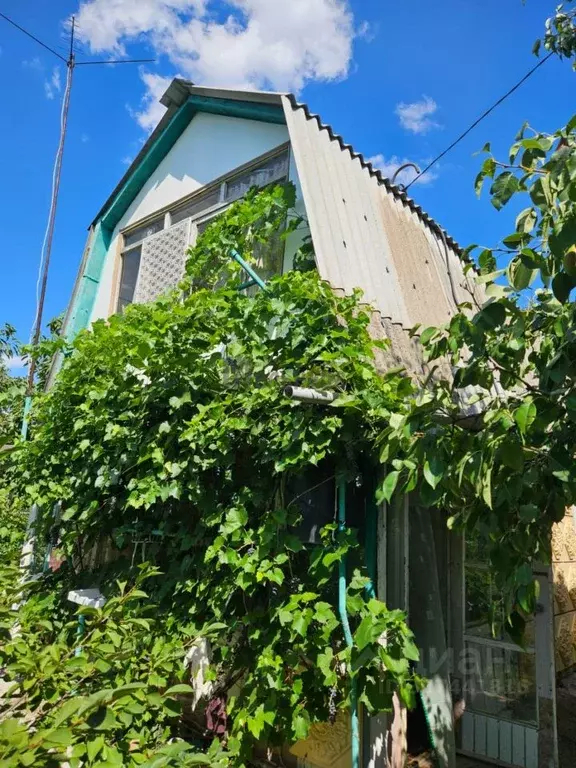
[404,52,554,190]
[0,11,66,62]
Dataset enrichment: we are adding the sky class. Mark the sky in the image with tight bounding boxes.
[0,0,574,374]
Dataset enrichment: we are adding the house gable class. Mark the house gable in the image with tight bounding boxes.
[100,94,286,233]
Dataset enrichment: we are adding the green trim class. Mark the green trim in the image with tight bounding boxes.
[188,95,285,125]
[101,96,285,233]
[66,222,112,340]
[101,100,196,232]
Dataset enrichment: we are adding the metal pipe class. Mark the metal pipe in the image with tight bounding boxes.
[391,162,421,190]
[284,386,335,403]
[230,249,267,290]
[337,477,360,768]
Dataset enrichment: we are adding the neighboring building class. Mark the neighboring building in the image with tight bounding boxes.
[59,79,562,768]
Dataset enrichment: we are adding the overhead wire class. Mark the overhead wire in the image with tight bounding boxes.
[0,10,65,61]
[404,52,554,190]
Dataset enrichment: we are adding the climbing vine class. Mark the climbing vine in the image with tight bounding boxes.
[4,4,576,765]
[3,184,421,766]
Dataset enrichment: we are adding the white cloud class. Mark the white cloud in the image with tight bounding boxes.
[75,0,357,130]
[44,67,62,100]
[23,57,43,72]
[128,72,174,132]
[2,355,27,372]
[395,96,440,135]
[81,133,90,143]
[367,154,437,186]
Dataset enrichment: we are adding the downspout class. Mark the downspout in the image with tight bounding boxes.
[337,476,360,768]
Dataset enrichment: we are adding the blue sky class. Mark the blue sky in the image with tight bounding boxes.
[0,0,573,371]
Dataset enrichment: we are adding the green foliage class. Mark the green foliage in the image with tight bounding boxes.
[379,3,576,639]
[0,324,27,566]
[7,184,419,764]
[7,6,576,758]
[0,564,222,767]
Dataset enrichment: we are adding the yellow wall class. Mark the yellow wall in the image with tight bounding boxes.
[552,509,576,673]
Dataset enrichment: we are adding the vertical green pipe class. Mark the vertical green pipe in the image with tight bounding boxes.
[365,478,377,601]
[337,477,360,768]
[75,614,86,656]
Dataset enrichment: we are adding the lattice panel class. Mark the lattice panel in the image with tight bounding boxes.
[133,220,191,304]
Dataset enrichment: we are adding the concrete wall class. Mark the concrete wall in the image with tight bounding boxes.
[90,112,289,322]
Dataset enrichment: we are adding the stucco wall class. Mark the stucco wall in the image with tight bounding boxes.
[90,112,289,323]
[552,510,576,673]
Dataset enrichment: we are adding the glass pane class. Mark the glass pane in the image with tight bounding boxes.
[465,567,501,638]
[117,246,141,312]
[224,152,289,203]
[171,188,222,225]
[123,218,164,248]
[464,640,537,725]
[244,234,283,295]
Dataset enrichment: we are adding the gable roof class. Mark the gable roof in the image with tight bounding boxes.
[92,79,462,259]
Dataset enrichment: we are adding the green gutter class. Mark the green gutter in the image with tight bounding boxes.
[337,477,360,768]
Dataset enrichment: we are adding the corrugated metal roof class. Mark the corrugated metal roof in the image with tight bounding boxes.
[283,95,463,255]
[161,82,466,260]
[281,94,483,331]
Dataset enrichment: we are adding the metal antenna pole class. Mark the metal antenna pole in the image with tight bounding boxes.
[23,18,76,424]
[0,10,154,437]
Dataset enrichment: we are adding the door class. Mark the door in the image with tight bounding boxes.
[460,537,539,767]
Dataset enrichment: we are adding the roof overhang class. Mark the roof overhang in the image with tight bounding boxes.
[94,80,287,233]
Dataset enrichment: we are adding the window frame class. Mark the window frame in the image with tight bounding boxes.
[115,142,291,311]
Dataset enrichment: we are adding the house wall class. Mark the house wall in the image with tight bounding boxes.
[90,112,289,323]
[552,510,576,674]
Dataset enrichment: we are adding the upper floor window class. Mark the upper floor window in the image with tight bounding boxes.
[116,145,290,312]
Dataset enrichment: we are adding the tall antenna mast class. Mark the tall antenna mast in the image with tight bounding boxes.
[25,17,75,411]
[0,11,154,437]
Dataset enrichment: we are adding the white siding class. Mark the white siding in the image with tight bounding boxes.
[90,112,289,322]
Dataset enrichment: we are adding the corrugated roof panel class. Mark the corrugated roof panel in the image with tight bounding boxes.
[282,95,483,331]
[283,95,410,326]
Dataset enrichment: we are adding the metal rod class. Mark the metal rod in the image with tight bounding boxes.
[337,477,360,768]
[284,386,335,403]
[0,11,67,62]
[25,19,75,402]
[230,249,267,290]
[76,58,156,66]
[237,279,258,291]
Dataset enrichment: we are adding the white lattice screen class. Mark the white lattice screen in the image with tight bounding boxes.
[133,220,192,304]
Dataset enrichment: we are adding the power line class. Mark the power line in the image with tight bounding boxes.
[404,52,554,190]
[0,10,66,62]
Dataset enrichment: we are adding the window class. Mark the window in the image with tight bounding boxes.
[224,152,289,203]
[464,535,537,725]
[117,147,290,311]
[117,246,142,312]
[171,188,221,226]
[123,217,164,249]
